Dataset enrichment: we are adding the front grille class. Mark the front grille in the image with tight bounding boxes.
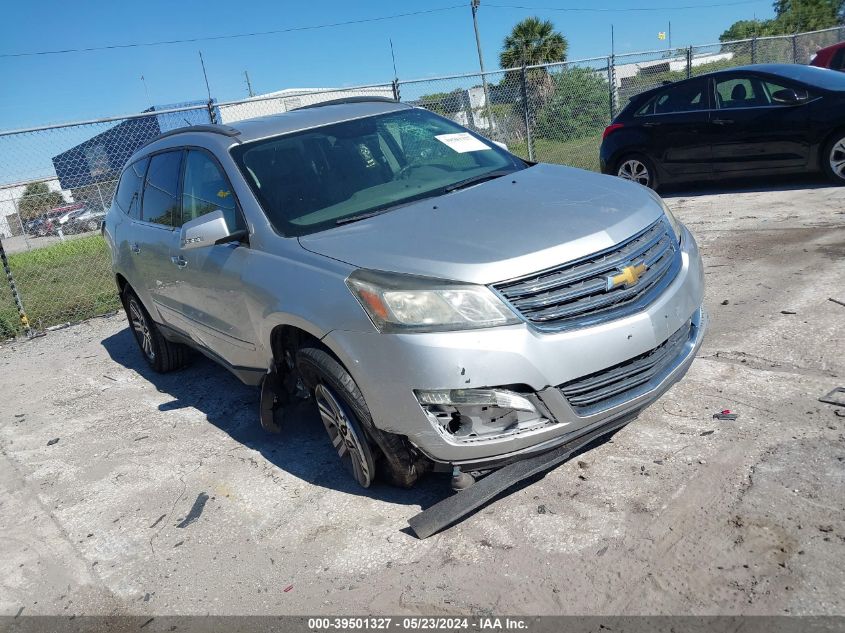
[559,319,693,415]
[492,218,680,331]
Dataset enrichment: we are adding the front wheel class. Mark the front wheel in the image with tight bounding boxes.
[822,132,845,185]
[296,346,428,488]
[616,154,658,190]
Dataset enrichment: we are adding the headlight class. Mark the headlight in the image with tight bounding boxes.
[346,269,520,333]
[648,190,683,243]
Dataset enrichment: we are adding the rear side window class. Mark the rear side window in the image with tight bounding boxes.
[142,151,183,227]
[653,79,707,114]
[181,150,242,232]
[114,158,148,220]
[636,79,707,115]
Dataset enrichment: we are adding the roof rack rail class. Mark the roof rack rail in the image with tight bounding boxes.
[292,96,399,111]
[136,124,241,152]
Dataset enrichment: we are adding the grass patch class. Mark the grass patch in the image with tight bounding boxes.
[0,234,120,337]
[510,134,602,172]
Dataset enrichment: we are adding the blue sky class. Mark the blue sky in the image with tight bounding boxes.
[1,0,778,130]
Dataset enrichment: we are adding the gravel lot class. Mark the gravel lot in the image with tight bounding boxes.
[1,179,844,616]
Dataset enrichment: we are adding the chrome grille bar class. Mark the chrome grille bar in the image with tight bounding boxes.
[492,217,680,331]
[559,320,693,414]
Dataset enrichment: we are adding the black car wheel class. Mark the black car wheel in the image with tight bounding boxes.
[823,132,845,185]
[123,288,188,373]
[616,154,658,189]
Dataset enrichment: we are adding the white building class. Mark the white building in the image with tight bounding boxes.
[0,178,70,238]
[218,86,396,124]
[613,51,735,89]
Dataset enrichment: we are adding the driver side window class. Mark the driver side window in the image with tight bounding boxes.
[181,150,243,232]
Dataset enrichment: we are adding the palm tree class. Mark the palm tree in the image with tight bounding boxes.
[499,17,568,69]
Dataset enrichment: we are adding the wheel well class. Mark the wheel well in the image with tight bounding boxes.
[820,126,845,161]
[115,273,129,295]
[270,325,337,371]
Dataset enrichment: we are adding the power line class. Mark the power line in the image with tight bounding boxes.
[486,0,770,13]
[0,4,465,59]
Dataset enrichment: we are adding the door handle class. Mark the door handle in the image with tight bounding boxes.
[712,118,734,125]
[643,122,661,128]
[130,242,140,253]
[170,255,188,269]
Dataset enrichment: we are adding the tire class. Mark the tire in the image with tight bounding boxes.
[616,153,659,190]
[122,288,188,373]
[822,131,845,185]
[296,346,428,488]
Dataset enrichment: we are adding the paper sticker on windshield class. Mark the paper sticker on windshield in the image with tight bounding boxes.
[434,133,491,153]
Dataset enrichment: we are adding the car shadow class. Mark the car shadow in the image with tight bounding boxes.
[101,326,451,509]
[661,173,832,198]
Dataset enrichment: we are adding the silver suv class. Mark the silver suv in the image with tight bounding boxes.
[104,97,706,490]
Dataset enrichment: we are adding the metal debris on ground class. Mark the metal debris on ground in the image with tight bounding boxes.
[819,387,845,407]
[46,437,59,446]
[828,297,845,307]
[713,409,739,421]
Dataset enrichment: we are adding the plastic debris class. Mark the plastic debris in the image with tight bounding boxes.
[713,409,739,421]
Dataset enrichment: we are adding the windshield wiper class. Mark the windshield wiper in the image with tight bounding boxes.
[444,170,514,193]
[335,209,389,225]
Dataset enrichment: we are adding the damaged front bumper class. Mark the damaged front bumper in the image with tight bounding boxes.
[323,226,705,468]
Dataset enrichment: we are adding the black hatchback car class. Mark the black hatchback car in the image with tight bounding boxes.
[600,63,845,189]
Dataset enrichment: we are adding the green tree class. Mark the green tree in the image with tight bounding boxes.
[533,67,611,143]
[719,19,770,40]
[499,17,568,68]
[17,182,66,220]
[720,0,842,41]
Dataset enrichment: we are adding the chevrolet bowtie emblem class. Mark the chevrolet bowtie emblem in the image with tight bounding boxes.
[606,262,648,291]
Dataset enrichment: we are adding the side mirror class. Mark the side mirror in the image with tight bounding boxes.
[771,88,805,105]
[493,140,509,151]
[179,210,247,251]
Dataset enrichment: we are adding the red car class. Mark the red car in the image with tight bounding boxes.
[811,41,845,72]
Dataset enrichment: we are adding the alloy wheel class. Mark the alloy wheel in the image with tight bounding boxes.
[830,138,845,180]
[618,159,651,187]
[314,383,375,487]
[128,297,155,361]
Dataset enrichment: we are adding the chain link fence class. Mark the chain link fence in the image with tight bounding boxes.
[1,25,843,339]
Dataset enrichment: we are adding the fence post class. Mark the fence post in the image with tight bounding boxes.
[391,78,401,102]
[520,64,535,162]
[207,100,218,124]
[751,37,757,64]
[686,47,693,79]
[0,237,31,337]
[607,55,616,121]
[95,182,108,212]
[792,34,798,63]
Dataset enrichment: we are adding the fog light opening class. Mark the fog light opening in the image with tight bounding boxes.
[416,388,556,442]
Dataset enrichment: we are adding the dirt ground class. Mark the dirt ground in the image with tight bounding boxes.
[1,178,843,616]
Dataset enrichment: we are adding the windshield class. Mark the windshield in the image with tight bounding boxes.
[230,108,526,236]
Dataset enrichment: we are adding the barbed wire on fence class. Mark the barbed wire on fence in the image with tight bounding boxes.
[0,25,843,339]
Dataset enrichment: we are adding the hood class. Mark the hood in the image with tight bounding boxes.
[298,163,665,285]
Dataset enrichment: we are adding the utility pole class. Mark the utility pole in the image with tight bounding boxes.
[244,70,254,97]
[198,51,217,123]
[470,0,495,137]
[140,75,152,107]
